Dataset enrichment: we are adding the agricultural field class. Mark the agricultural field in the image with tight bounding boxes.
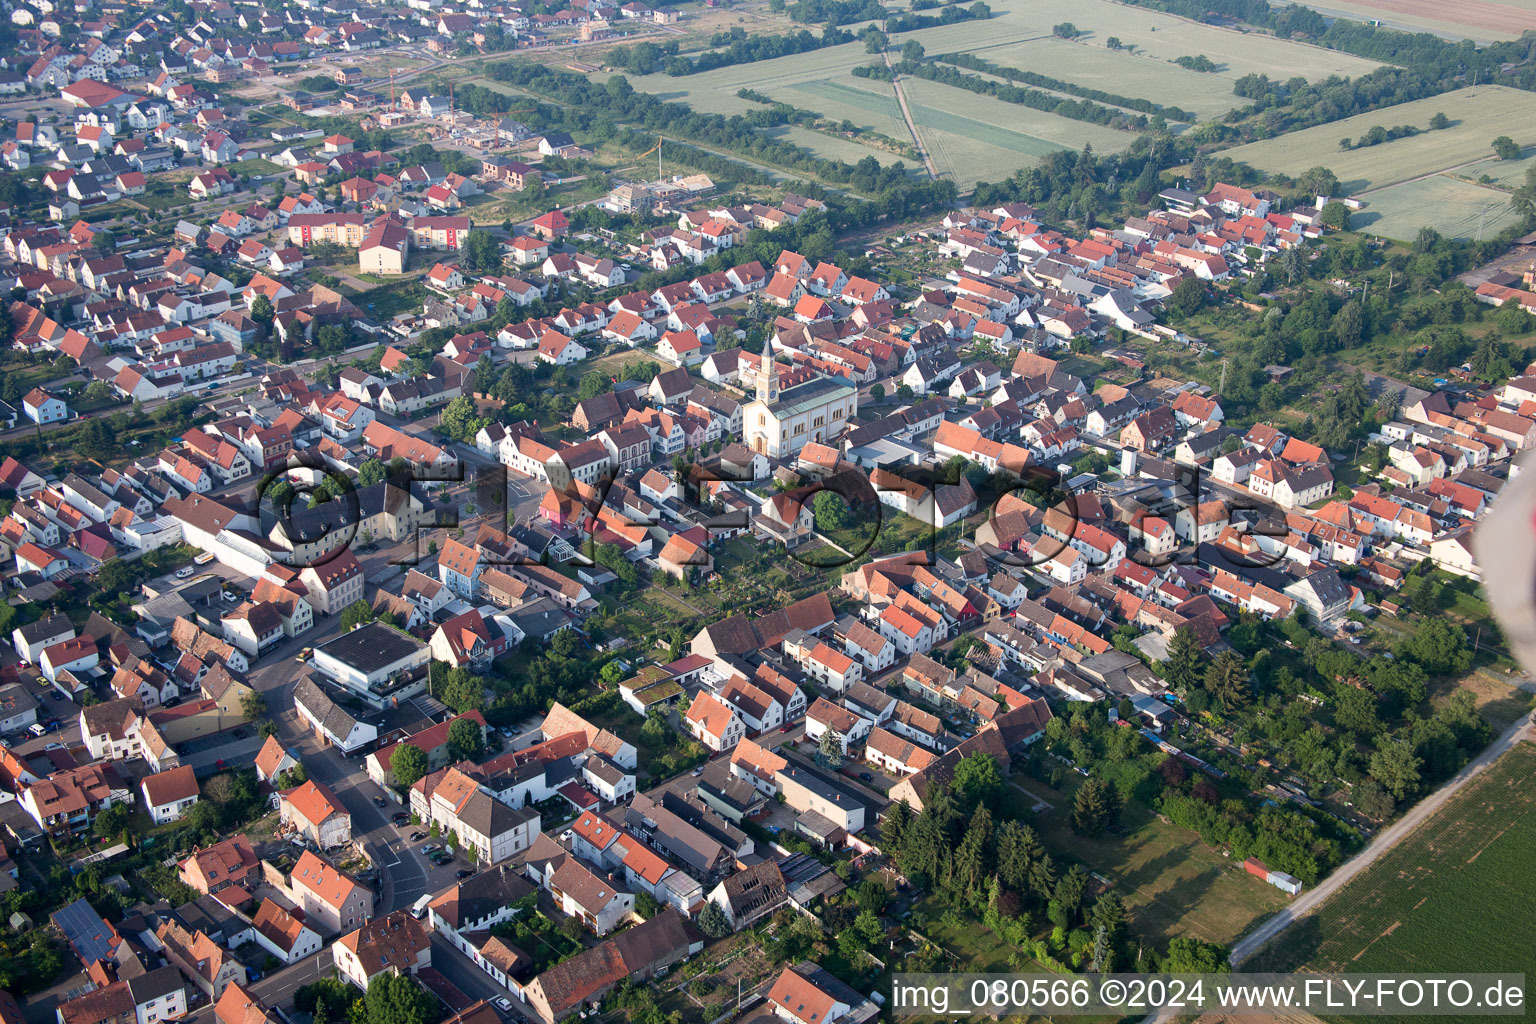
[976,35,1242,121]
[609,0,1386,185]
[884,0,1385,82]
[1351,174,1523,242]
[901,76,1131,186]
[1219,86,1536,192]
[1276,0,1536,43]
[1248,742,1536,1014]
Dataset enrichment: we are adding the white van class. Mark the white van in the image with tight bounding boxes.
[28,723,46,737]
[410,894,433,920]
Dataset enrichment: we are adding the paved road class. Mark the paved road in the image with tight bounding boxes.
[246,628,435,916]
[429,934,527,1018]
[1230,709,1535,965]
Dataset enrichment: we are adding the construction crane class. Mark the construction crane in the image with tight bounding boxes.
[635,133,664,180]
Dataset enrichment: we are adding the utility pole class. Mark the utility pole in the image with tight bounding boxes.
[1219,356,1227,393]
[658,134,663,181]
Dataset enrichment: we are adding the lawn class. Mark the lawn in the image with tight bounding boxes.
[1219,86,1536,193]
[1246,743,1536,1024]
[1030,787,1290,948]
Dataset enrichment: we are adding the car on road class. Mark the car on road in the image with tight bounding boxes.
[232,728,247,739]
[493,999,514,1014]
[373,796,387,807]
[691,766,704,776]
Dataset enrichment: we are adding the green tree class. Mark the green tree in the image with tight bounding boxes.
[250,293,275,326]
[1167,275,1206,318]
[340,598,375,632]
[439,665,487,714]
[440,395,480,442]
[1368,739,1422,801]
[862,27,887,52]
[459,230,502,273]
[1428,111,1450,130]
[1069,777,1120,837]
[1319,200,1351,230]
[1163,937,1231,972]
[93,803,131,841]
[1204,650,1251,711]
[698,900,731,937]
[240,689,269,720]
[1511,165,1536,219]
[1296,166,1340,197]
[817,728,844,769]
[446,717,486,763]
[811,489,850,530]
[950,752,1003,813]
[1162,626,1205,692]
[1492,135,1521,160]
[356,459,388,487]
[900,39,925,62]
[363,972,436,1024]
[870,382,884,401]
[390,743,429,788]
[1398,618,1472,676]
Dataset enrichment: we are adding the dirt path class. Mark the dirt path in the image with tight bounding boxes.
[1230,712,1535,965]
[882,52,938,181]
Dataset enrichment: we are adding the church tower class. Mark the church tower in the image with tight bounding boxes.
[757,335,778,404]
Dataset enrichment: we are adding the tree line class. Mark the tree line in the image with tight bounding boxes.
[937,52,1199,123]
[853,59,1152,130]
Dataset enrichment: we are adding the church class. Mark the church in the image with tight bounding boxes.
[742,337,859,458]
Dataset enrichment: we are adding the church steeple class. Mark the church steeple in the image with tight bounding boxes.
[758,335,778,403]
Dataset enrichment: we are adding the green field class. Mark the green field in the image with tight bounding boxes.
[977,36,1241,120]
[1220,86,1536,192]
[1353,174,1524,242]
[1248,742,1536,1021]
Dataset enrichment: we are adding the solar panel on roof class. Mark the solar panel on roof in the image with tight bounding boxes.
[51,897,117,965]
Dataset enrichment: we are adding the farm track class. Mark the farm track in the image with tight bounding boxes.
[883,51,939,180]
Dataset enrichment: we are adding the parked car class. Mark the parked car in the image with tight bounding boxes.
[420,844,438,855]
[410,830,426,841]
[859,772,873,782]
[373,796,387,807]
[175,566,195,579]
[457,869,474,879]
